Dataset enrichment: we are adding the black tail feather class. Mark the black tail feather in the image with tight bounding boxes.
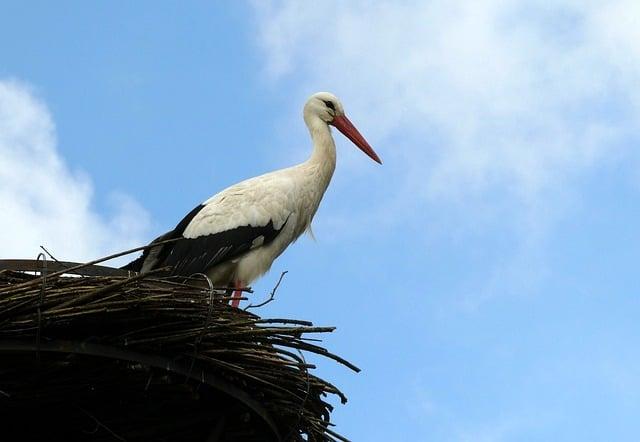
[120,255,144,272]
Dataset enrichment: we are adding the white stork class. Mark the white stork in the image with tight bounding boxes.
[123,92,381,306]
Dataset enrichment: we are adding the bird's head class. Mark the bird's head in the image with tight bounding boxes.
[304,92,382,164]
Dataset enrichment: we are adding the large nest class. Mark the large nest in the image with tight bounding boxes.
[0,257,358,441]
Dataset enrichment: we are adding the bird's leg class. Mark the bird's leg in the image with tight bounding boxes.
[230,280,243,308]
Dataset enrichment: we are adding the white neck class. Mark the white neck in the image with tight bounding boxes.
[304,114,337,175]
[286,112,336,235]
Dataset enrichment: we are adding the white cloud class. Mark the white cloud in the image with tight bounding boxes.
[0,80,150,264]
[253,0,639,202]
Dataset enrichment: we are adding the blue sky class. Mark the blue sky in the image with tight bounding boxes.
[1,1,640,440]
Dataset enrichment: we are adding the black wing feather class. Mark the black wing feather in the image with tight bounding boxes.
[122,203,288,276]
[121,204,205,272]
[163,219,286,276]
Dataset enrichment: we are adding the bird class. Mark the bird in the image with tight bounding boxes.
[123,92,381,307]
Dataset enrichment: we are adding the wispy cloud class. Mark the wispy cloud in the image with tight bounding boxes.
[0,79,150,263]
[253,0,639,202]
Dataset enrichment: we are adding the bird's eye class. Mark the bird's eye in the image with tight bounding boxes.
[323,100,336,111]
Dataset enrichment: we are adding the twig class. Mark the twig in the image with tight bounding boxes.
[51,267,170,311]
[35,252,47,363]
[325,426,353,442]
[0,238,181,295]
[244,271,288,311]
[77,405,126,441]
[187,272,216,381]
[284,348,311,441]
[39,245,63,266]
[40,245,82,276]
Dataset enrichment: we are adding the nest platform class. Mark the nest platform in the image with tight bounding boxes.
[0,258,358,441]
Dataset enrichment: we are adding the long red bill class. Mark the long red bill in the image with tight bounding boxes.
[330,115,382,164]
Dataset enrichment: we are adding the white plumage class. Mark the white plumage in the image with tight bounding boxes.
[124,92,381,306]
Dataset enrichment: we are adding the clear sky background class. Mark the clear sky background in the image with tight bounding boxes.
[1,2,640,441]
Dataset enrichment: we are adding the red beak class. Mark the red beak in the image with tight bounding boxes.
[330,115,382,164]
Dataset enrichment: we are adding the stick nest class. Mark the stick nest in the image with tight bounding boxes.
[0,267,358,441]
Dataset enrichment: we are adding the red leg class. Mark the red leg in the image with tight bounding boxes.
[230,280,243,308]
